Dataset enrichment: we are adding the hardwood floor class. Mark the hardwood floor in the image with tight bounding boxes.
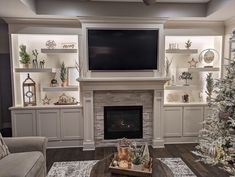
[46,143,230,177]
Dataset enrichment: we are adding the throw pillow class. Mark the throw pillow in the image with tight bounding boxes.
[0,133,10,159]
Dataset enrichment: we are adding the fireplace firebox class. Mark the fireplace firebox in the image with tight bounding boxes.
[104,106,143,139]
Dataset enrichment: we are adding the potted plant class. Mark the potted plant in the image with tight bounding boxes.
[129,142,145,169]
[19,45,30,68]
[60,62,67,87]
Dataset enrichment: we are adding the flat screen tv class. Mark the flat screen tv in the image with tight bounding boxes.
[88,29,158,70]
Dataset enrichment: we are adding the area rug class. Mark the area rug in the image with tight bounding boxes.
[158,158,196,177]
[47,158,196,177]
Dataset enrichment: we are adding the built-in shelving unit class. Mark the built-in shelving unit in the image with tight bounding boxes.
[15,68,56,73]
[164,36,223,104]
[42,86,78,92]
[41,48,77,54]
[165,49,198,54]
[188,67,220,72]
[11,34,80,107]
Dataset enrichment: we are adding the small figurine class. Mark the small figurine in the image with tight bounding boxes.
[39,60,45,69]
[32,49,39,68]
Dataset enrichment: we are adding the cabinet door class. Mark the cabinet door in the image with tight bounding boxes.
[183,107,203,137]
[11,110,36,137]
[37,109,60,141]
[164,107,183,137]
[61,108,83,140]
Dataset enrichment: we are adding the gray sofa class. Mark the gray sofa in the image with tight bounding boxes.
[0,137,47,177]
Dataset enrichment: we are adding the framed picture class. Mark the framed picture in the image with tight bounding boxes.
[67,67,79,86]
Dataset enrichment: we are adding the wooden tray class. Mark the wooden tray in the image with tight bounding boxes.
[109,162,152,177]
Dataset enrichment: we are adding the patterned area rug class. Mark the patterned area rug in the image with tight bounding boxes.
[158,158,196,177]
[47,158,196,177]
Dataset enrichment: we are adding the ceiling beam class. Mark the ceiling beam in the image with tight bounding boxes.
[36,0,207,18]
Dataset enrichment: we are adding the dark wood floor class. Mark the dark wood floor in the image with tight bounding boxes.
[46,143,230,177]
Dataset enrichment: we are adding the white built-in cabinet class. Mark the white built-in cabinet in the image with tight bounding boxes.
[37,109,60,141]
[10,107,83,147]
[11,109,36,137]
[164,104,209,143]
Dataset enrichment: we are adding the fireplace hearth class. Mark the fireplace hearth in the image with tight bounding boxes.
[104,106,143,139]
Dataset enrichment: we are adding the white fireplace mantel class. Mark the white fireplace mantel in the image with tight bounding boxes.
[79,77,169,150]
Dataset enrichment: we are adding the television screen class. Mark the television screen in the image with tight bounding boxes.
[88,29,158,70]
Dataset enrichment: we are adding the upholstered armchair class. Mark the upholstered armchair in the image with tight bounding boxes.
[0,136,47,177]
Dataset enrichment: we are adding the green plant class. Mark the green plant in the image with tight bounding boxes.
[60,62,67,82]
[19,45,30,64]
[185,40,192,49]
[129,143,145,165]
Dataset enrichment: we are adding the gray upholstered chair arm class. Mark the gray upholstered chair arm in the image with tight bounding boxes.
[3,137,47,157]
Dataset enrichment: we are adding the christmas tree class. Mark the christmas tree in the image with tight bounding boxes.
[193,60,235,173]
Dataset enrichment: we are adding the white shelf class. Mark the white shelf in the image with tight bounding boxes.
[41,48,78,54]
[188,67,220,72]
[165,49,198,54]
[165,85,199,90]
[15,68,56,73]
[42,86,78,92]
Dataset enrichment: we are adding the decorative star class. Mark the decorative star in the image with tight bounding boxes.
[188,58,198,68]
[42,95,51,105]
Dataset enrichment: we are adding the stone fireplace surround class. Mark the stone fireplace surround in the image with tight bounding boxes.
[79,77,168,150]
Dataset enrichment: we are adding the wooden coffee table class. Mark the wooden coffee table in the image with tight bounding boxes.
[90,154,174,177]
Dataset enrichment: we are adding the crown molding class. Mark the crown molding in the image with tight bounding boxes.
[165,20,224,28]
[3,17,81,27]
[78,16,168,24]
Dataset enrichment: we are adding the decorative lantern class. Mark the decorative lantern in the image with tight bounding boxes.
[22,74,36,106]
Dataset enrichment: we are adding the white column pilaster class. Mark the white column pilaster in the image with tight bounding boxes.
[82,90,95,150]
[152,90,165,148]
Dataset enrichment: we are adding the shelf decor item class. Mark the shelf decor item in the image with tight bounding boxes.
[60,62,67,87]
[188,58,198,68]
[54,93,78,105]
[22,74,36,106]
[185,40,192,49]
[205,73,214,102]
[61,42,76,49]
[32,49,39,68]
[50,78,58,87]
[19,45,30,68]
[39,60,45,69]
[199,48,219,68]
[165,57,172,77]
[179,72,192,86]
[46,40,56,49]
[42,94,51,105]
[67,67,79,86]
[182,94,189,103]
